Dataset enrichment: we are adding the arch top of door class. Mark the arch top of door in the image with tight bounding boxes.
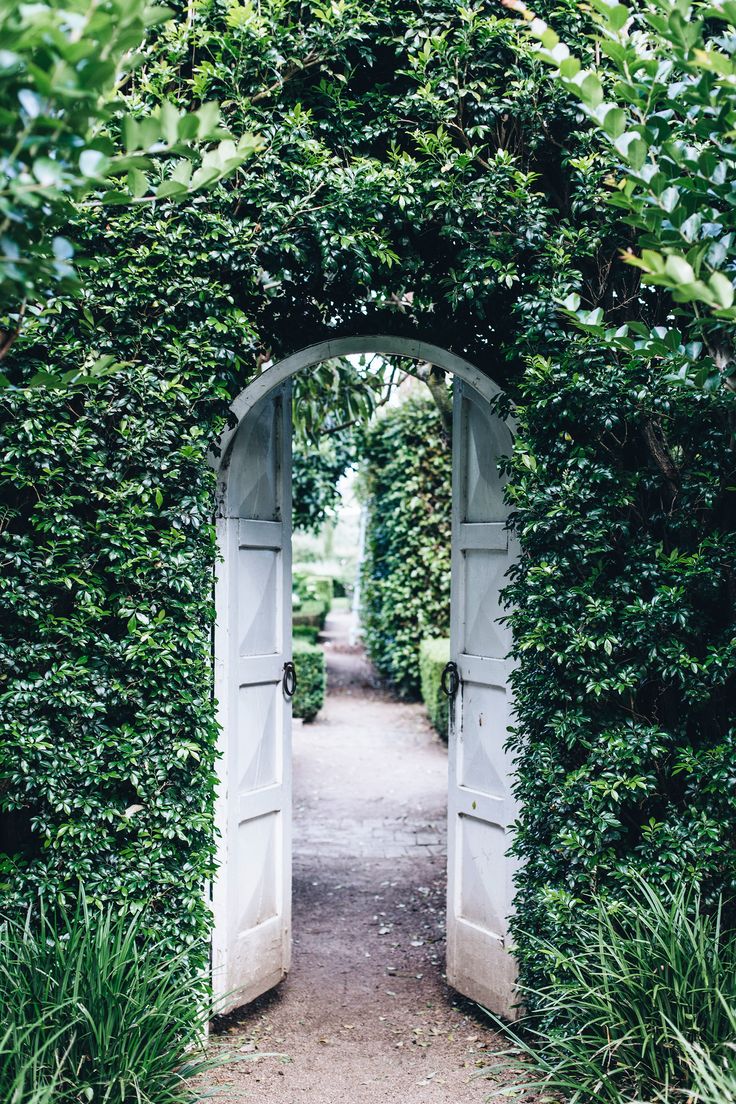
[213,335,503,472]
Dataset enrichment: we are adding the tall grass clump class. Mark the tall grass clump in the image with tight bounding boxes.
[487,879,736,1104]
[0,895,215,1103]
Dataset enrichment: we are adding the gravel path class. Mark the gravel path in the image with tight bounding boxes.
[208,611,505,1103]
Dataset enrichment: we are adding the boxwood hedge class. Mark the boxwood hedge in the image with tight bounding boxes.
[292,641,326,724]
[419,638,451,741]
[359,394,452,698]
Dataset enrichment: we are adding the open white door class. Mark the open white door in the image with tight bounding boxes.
[446,379,518,1019]
[212,384,292,1014]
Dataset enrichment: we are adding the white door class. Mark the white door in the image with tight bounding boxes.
[446,379,518,1019]
[212,383,293,1014]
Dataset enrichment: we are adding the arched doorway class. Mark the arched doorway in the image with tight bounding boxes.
[211,337,518,1018]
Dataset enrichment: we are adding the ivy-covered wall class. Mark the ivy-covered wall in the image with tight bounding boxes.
[1,0,734,1003]
[359,392,452,697]
[504,349,736,997]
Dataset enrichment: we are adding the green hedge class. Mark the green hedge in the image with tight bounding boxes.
[292,641,326,723]
[293,624,320,645]
[293,572,332,631]
[292,599,328,631]
[504,351,736,1005]
[419,638,450,741]
[360,395,451,697]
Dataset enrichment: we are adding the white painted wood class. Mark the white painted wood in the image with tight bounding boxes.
[212,383,292,1014]
[212,337,503,470]
[212,336,518,1017]
[446,379,519,1019]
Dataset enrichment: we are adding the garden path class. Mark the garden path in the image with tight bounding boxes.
[209,609,505,1103]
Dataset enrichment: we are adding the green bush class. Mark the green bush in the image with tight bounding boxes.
[293,572,332,628]
[488,879,736,1104]
[360,394,451,697]
[292,640,326,723]
[310,577,333,612]
[293,624,320,645]
[0,895,214,1104]
[504,350,736,1005]
[292,599,328,631]
[419,638,450,740]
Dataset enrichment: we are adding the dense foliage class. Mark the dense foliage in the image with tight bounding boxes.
[0,895,214,1103]
[419,637,450,740]
[490,880,736,1104]
[0,350,226,970]
[504,347,736,999]
[360,393,451,697]
[0,0,256,371]
[292,640,326,723]
[2,0,734,1022]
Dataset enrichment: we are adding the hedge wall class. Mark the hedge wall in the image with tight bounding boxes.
[292,641,326,724]
[0,367,225,970]
[504,350,736,999]
[419,638,450,741]
[359,393,452,697]
[2,0,735,1014]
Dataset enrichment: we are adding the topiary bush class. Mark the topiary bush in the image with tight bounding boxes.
[293,624,320,646]
[419,638,450,740]
[292,600,328,632]
[293,571,333,630]
[292,641,326,723]
[359,393,452,697]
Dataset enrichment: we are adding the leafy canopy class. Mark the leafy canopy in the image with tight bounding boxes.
[509,0,736,387]
[0,0,259,366]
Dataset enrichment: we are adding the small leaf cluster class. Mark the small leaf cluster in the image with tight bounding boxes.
[0,0,258,320]
[512,0,736,381]
[359,392,451,698]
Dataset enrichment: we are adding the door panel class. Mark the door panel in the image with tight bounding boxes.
[446,380,518,1018]
[212,385,292,1014]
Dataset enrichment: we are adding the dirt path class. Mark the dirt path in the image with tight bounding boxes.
[209,610,504,1103]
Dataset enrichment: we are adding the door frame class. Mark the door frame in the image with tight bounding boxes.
[211,335,512,1011]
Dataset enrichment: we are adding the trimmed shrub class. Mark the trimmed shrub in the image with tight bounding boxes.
[293,624,320,645]
[293,572,333,629]
[292,640,326,723]
[419,638,450,740]
[310,577,334,612]
[292,599,328,631]
[360,394,451,697]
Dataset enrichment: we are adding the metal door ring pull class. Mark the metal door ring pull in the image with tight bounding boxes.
[283,661,297,698]
[441,661,460,698]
